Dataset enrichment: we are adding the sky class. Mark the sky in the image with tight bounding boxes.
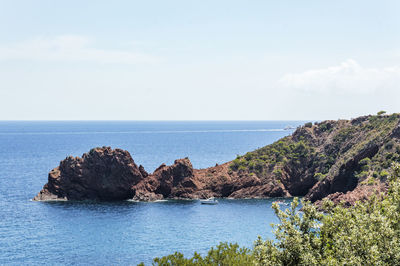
[0,0,399,120]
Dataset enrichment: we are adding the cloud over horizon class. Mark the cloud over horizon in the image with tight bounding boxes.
[279,59,400,95]
[0,35,159,64]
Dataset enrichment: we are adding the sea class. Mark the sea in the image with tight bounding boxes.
[0,121,304,265]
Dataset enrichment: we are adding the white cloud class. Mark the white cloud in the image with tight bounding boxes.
[0,35,159,64]
[279,59,400,94]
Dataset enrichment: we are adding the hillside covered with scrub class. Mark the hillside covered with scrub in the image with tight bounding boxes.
[229,112,400,205]
[35,112,400,207]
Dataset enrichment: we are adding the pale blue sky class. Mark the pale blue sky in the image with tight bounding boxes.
[0,0,399,120]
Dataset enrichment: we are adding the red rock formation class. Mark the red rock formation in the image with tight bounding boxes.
[33,114,400,205]
[34,147,289,201]
[314,182,387,207]
[33,147,144,201]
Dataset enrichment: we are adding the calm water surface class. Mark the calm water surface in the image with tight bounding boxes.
[0,121,302,265]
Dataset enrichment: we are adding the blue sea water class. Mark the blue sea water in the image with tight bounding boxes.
[0,121,303,265]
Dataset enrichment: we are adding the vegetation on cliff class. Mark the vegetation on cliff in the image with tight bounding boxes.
[150,163,400,265]
[229,113,400,203]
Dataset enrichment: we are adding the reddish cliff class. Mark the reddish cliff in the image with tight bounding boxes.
[34,113,400,206]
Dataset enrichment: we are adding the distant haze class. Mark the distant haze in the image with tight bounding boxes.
[0,0,399,120]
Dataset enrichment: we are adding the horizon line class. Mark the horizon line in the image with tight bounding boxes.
[0,119,314,122]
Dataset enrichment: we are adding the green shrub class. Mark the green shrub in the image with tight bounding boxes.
[248,161,256,171]
[273,169,283,178]
[377,110,386,116]
[254,163,400,265]
[254,159,264,173]
[359,158,371,171]
[361,164,370,171]
[369,115,379,123]
[230,158,246,171]
[380,170,390,179]
[386,153,394,160]
[244,153,253,161]
[359,157,371,166]
[238,165,247,172]
[314,172,326,181]
[382,160,391,169]
[151,242,254,266]
[318,123,326,131]
[305,122,312,128]
[333,127,357,143]
[356,171,369,179]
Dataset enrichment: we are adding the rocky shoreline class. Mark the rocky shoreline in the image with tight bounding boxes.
[33,147,287,202]
[34,113,400,206]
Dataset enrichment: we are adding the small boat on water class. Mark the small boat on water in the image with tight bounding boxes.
[272,200,289,206]
[200,198,218,205]
[284,125,295,130]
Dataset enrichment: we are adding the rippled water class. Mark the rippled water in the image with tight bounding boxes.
[0,121,302,265]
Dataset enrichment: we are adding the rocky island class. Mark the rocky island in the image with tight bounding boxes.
[34,113,400,206]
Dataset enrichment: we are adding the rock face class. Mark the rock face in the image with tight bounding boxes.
[305,142,380,203]
[34,113,400,205]
[34,147,145,201]
[34,148,289,201]
[132,158,199,201]
[314,182,387,208]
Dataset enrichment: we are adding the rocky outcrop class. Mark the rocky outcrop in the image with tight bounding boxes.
[34,148,288,201]
[314,182,387,208]
[132,158,200,200]
[33,147,145,201]
[34,113,400,205]
[305,142,380,202]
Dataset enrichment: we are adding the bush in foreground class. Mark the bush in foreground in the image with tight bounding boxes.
[148,163,400,266]
[141,243,253,266]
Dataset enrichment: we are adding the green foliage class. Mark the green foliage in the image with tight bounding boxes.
[273,169,283,178]
[244,152,254,161]
[314,172,326,181]
[356,170,369,179]
[254,163,400,265]
[304,122,312,128]
[333,126,357,143]
[150,242,254,266]
[359,157,371,171]
[377,110,387,116]
[380,170,390,179]
[318,122,332,132]
[230,158,247,171]
[359,157,371,166]
[367,113,398,131]
[229,138,314,175]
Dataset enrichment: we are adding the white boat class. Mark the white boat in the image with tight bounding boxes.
[284,125,295,130]
[200,198,218,205]
[273,200,289,206]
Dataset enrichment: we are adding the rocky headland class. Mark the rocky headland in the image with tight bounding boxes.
[34,113,400,206]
